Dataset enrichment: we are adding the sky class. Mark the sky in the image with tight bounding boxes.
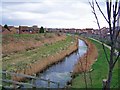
[1,0,109,29]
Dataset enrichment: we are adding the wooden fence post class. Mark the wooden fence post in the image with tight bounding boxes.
[102,79,107,90]
[2,70,6,86]
[31,74,36,89]
[48,79,50,88]
[57,82,59,88]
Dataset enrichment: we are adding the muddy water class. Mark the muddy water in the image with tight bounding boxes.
[34,39,87,88]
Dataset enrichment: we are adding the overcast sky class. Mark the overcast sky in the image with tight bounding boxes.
[1,0,108,29]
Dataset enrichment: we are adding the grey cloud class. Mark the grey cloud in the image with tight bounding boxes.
[1,0,107,28]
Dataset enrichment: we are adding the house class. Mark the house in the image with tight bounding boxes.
[9,26,18,34]
[32,25,39,33]
[101,27,109,35]
[0,25,18,35]
[19,25,40,34]
[76,29,82,34]
[19,26,31,34]
[85,28,94,34]
[2,27,12,35]
[93,29,100,35]
[15,27,19,34]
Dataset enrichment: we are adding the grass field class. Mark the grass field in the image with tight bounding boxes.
[71,38,119,88]
[2,34,75,72]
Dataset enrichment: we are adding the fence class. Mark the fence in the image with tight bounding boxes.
[1,70,60,89]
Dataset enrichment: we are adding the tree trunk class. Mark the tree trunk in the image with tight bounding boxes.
[105,67,113,90]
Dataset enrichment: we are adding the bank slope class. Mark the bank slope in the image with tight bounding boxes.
[71,38,119,88]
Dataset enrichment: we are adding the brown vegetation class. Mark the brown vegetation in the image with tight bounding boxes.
[12,38,78,81]
[73,37,98,74]
[2,33,66,55]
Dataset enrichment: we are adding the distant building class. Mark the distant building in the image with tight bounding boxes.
[32,25,39,33]
[85,28,93,34]
[19,26,30,34]
[19,25,39,34]
[100,27,109,38]
[93,29,100,35]
[10,26,18,34]
[2,27,12,35]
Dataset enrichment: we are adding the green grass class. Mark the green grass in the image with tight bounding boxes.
[2,35,75,72]
[71,38,119,88]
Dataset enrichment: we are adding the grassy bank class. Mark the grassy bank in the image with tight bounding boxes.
[12,35,78,81]
[2,33,66,54]
[2,34,77,78]
[2,33,65,71]
[71,38,119,88]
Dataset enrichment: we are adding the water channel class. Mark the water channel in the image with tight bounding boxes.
[33,39,87,88]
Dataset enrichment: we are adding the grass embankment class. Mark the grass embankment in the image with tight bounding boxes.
[2,33,66,71]
[71,38,119,88]
[2,33,66,54]
[2,33,78,81]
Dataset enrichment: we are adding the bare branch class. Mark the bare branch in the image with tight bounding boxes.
[102,43,110,64]
[113,4,116,38]
[106,0,113,44]
[115,0,118,16]
[89,0,119,89]
[89,0,110,64]
[116,1,120,15]
[113,1,118,39]
[115,28,120,42]
[109,1,112,18]
[112,52,120,68]
[95,0,109,23]
[106,0,110,20]
[88,0,94,9]
[114,1,120,45]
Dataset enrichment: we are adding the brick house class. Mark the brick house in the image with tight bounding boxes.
[2,27,12,35]
[19,26,29,34]
[0,25,12,35]
[85,28,93,34]
[9,26,18,34]
[32,25,39,33]
[100,27,109,37]
[93,29,100,35]
[19,25,39,34]
[76,29,82,34]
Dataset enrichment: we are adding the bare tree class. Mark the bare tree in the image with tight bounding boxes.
[89,0,120,89]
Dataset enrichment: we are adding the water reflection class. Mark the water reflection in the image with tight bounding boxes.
[35,39,87,88]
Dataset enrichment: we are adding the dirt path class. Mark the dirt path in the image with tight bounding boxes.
[73,37,98,74]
